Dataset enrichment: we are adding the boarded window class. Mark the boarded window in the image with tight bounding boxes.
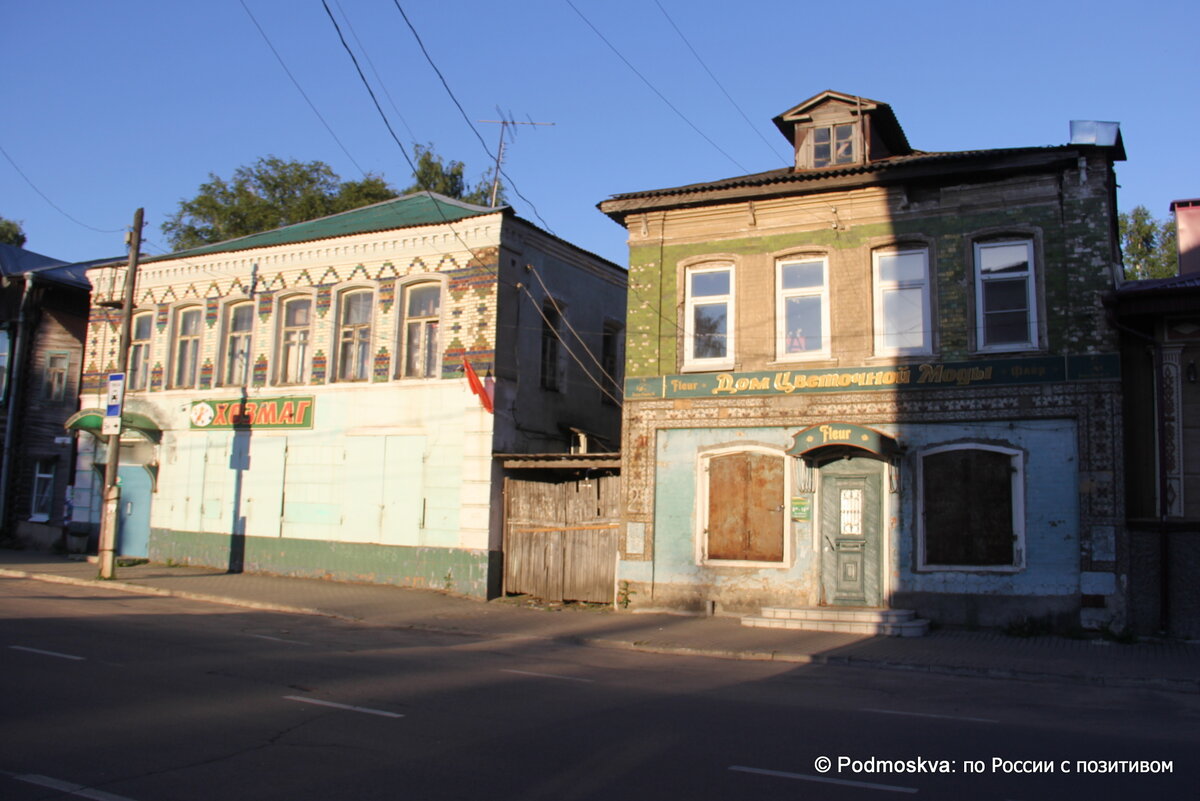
[707,451,784,562]
[922,448,1016,566]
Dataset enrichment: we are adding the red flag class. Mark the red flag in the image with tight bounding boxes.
[463,358,494,413]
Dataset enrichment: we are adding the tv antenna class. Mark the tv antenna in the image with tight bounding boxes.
[478,111,555,207]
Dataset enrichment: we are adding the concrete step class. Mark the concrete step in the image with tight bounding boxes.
[744,607,930,637]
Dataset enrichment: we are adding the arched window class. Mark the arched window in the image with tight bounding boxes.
[337,289,373,382]
[222,302,254,386]
[129,312,153,391]
[974,239,1038,351]
[683,263,735,371]
[873,247,931,355]
[173,306,202,388]
[399,282,441,378]
[277,295,312,385]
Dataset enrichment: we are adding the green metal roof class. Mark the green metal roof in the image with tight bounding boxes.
[147,192,503,262]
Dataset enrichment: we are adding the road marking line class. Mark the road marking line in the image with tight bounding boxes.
[861,707,998,724]
[9,645,85,661]
[14,773,139,801]
[282,695,403,718]
[500,669,595,683]
[246,634,310,645]
[730,766,918,794]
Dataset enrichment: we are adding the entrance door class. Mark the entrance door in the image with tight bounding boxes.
[117,465,152,557]
[819,457,883,606]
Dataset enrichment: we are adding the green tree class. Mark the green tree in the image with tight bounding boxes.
[403,143,503,207]
[163,157,397,250]
[0,216,27,247]
[1119,205,1178,280]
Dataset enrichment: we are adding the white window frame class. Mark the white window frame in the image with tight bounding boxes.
[776,256,830,361]
[129,312,153,391]
[172,306,202,389]
[276,294,312,386]
[974,239,1038,352]
[683,264,735,372]
[809,122,858,168]
[336,288,374,382]
[398,280,443,379]
[30,459,55,522]
[916,443,1025,572]
[222,302,254,387]
[873,247,932,356]
[695,445,792,568]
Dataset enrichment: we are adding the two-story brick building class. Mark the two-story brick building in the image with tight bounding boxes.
[68,192,625,597]
[600,91,1127,633]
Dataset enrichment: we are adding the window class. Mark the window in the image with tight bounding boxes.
[540,301,562,391]
[337,290,373,382]
[223,303,254,386]
[700,449,786,564]
[0,329,9,402]
[684,265,733,370]
[277,296,312,385]
[173,307,202,388]
[129,313,153,391]
[975,240,1037,351]
[873,248,931,355]
[812,123,856,168]
[777,257,829,359]
[42,352,69,401]
[400,283,441,378]
[30,460,55,522]
[919,445,1024,570]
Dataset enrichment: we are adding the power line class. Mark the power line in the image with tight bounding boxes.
[331,0,419,145]
[239,0,368,177]
[653,0,790,166]
[0,142,124,234]
[565,0,749,175]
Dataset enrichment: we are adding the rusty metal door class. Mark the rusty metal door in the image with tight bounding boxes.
[707,452,785,561]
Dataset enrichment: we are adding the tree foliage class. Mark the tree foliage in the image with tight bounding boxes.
[1120,205,1178,280]
[403,143,503,207]
[0,216,27,248]
[162,157,397,250]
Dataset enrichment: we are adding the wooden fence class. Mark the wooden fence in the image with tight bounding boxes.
[503,474,620,603]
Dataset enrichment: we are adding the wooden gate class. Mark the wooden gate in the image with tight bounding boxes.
[503,474,620,603]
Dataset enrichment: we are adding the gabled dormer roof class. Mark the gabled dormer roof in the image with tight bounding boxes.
[772,90,913,160]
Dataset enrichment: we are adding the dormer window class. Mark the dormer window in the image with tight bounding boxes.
[813,123,856,167]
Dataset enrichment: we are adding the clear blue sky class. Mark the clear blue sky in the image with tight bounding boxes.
[3,0,1197,267]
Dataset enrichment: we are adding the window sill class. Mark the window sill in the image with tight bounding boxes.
[699,557,790,569]
[28,514,50,523]
[680,361,735,374]
[915,564,1025,574]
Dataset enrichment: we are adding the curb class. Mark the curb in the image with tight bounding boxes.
[5,568,1198,694]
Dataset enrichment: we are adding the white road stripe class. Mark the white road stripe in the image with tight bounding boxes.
[246,634,310,645]
[730,765,918,794]
[862,707,998,724]
[10,645,86,661]
[500,669,595,683]
[282,695,403,718]
[14,773,139,801]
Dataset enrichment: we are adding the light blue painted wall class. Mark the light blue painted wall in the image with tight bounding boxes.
[634,419,1080,600]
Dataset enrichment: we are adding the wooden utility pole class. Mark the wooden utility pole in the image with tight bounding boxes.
[478,116,554,207]
[97,208,143,579]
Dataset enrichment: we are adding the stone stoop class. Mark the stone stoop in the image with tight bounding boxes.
[742,606,930,637]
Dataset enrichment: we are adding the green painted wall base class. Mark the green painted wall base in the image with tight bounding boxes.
[149,528,501,598]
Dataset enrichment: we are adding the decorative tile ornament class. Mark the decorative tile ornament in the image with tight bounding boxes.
[253,355,269,387]
[199,359,214,390]
[373,347,391,382]
[205,297,220,328]
[378,278,396,314]
[257,291,274,322]
[316,285,333,318]
[150,363,164,392]
[156,304,170,333]
[311,351,327,384]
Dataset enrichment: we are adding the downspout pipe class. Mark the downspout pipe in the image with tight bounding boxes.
[1105,300,1171,634]
[0,272,40,535]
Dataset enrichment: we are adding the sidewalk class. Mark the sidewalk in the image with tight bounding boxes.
[3,551,1198,693]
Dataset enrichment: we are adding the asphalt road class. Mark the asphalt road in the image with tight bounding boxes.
[2,577,1196,801]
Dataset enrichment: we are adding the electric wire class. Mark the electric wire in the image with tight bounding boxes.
[565,0,749,175]
[0,142,124,235]
[331,0,419,144]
